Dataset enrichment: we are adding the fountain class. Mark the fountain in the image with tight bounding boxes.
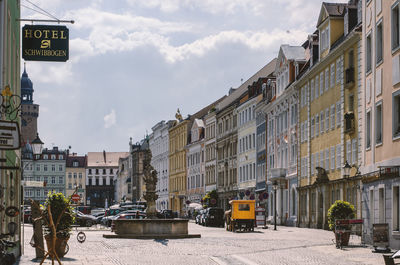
[103,148,200,239]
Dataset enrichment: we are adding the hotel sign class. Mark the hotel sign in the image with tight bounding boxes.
[22,25,69,62]
[0,121,20,150]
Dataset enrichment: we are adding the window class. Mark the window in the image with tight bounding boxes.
[369,189,375,225]
[88,169,92,174]
[376,102,383,144]
[52,165,55,171]
[330,63,335,88]
[74,173,77,179]
[336,101,341,127]
[320,72,324,95]
[315,76,319,99]
[44,165,48,171]
[352,138,357,165]
[315,115,319,137]
[366,110,371,148]
[110,169,113,174]
[325,68,329,92]
[68,173,72,179]
[331,146,335,170]
[379,188,385,223]
[59,176,63,184]
[320,111,324,134]
[392,3,400,51]
[376,20,383,64]
[36,189,41,197]
[311,154,314,175]
[51,155,56,160]
[325,148,329,171]
[103,169,106,174]
[366,32,372,73]
[393,91,400,138]
[59,165,63,171]
[349,94,354,112]
[311,117,315,138]
[347,140,352,165]
[59,155,64,160]
[325,108,329,132]
[311,79,314,102]
[73,161,79,167]
[393,186,400,231]
[336,144,341,169]
[43,155,48,160]
[336,58,341,84]
[36,164,40,171]
[331,105,335,129]
[68,183,72,189]
[51,176,56,184]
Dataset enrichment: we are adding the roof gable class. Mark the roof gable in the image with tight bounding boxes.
[317,2,347,28]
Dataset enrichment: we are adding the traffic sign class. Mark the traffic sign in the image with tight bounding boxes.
[71,194,80,202]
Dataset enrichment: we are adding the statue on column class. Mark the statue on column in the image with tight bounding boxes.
[143,148,158,219]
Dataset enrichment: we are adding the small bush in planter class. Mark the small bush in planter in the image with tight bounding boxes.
[327,200,355,231]
[43,192,74,239]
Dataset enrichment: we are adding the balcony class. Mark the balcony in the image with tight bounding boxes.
[379,166,400,179]
[344,112,355,134]
[345,67,355,89]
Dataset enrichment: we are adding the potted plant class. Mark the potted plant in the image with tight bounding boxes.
[327,200,355,247]
[43,192,74,258]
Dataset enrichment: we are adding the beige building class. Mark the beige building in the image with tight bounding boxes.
[65,154,87,204]
[297,1,362,229]
[360,0,400,249]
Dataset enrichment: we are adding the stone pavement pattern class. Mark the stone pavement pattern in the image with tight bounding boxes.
[17,222,384,265]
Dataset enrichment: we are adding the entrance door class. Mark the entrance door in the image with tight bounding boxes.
[318,193,323,228]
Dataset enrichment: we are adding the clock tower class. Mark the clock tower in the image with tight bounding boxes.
[21,64,39,145]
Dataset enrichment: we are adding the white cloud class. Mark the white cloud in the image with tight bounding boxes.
[126,0,264,14]
[104,109,117,128]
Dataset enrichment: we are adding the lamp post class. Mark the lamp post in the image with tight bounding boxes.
[343,160,351,178]
[272,180,278,231]
[22,133,44,257]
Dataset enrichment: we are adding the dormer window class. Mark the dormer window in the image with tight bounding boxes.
[73,161,79,167]
[320,26,330,52]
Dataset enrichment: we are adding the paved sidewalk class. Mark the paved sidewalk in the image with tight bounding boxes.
[16,223,386,265]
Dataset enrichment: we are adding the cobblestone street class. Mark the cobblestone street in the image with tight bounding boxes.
[16,222,385,265]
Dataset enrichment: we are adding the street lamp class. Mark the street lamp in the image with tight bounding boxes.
[343,160,351,178]
[31,133,44,155]
[272,180,278,231]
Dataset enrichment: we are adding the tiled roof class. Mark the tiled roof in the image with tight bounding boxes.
[87,152,129,167]
[66,155,87,167]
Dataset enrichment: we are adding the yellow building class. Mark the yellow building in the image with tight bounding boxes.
[297,2,361,229]
[169,118,187,216]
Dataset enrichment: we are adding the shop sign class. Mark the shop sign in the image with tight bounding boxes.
[0,121,20,150]
[22,25,69,62]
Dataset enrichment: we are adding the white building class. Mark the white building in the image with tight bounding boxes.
[205,109,218,193]
[150,120,173,211]
[263,45,304,226]
[236,93,257,200]
[186,118,205,204]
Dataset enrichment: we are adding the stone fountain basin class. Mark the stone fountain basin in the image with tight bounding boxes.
[103,219,201,239]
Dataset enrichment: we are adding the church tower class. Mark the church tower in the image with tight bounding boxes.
[21,64,39,145]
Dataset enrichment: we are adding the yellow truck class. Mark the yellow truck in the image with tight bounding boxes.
[225,200,255,232]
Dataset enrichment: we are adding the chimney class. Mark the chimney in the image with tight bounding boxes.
[103,150,106,163]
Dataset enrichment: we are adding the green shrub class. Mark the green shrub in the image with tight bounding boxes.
[327,200,355,230]
[43,192,74,239]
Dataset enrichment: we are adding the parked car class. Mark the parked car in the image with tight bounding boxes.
[204,207,224,227]
[74,210,97,227]
[102,208,124,227]
[110,212,146,232]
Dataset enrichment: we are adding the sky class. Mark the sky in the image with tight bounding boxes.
[21,0,347,155]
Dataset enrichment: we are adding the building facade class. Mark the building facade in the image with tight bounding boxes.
[86,151,128,207]
[360,0,400,249]
[116,155,130,202]
[169,118,188,215]
[204,109,218,194]
[186,118,205,205]
[150,120,173,211]
[65,154,86,204]
[0,0,21,258]
[23,147,67,203]
[264,44,304,226]
[297,1,361,229]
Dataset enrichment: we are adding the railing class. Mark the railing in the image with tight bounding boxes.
[379,166,400,178]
